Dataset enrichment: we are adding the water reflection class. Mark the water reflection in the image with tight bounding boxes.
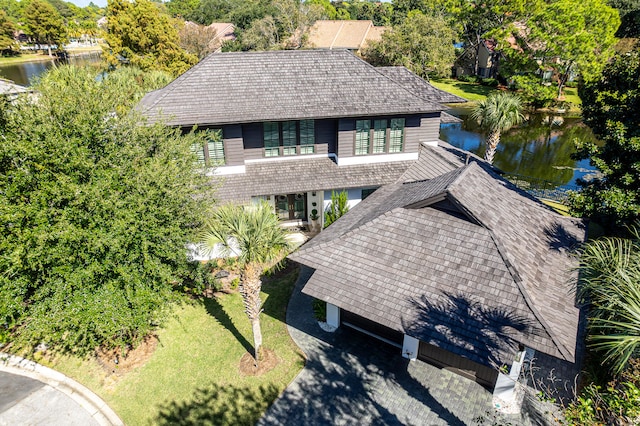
[440,106,598,189]
[0,52,102,86]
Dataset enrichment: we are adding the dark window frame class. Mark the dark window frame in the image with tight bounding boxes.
[354,118,405,156]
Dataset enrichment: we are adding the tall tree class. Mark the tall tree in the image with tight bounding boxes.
[527,0,620,99]
[0,10,17,53]
[23,0,67,56]
[178,22,219,59]
[470,92,524,164]
[569,48,640,231]
[0,66,212,353]
[104,0,198,76]
[363,11,456,79]
[200,203,291,365]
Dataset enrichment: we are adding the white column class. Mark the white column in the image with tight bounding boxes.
[326,303,340,329]
[402,335,419,360]
[493,347,534,402]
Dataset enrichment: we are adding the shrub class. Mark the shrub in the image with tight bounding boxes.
[511,75,556,108]
[312,299,326,322]
[457,74,478,83]
[565,359,640,425]
[185,261,220,294]
[480,77,499,87]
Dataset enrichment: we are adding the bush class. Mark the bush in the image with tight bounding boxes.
[480,77,499,87]
[185,261,220,294]
[312,299,326,322]
[457,74,479,83]
[565,359,640,425]
[511,75,556,108]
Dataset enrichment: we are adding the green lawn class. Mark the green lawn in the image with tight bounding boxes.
[0,53,55,65]
[430,78,496,102]
[36,264,304,425]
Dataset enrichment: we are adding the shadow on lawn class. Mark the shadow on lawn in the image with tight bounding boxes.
[155,383,280,426]
[201,297,254,355]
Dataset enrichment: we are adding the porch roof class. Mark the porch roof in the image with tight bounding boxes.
[292,161,587,367]
[214,141,470,203]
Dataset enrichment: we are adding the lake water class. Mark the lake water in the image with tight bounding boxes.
[0,52,102,86]
[1,57,597,191]
[441,106,598,191]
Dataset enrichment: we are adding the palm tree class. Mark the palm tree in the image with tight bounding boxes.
[577,226,640,374]
[200,202,291,366]
[471,92,525,164]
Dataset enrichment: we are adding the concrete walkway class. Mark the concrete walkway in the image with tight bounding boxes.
[259,267,497,425]
[0,353,123,425]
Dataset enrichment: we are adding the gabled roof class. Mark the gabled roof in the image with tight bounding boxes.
[377,67,467,104]
[292,161,586,366]
[138,49,444,126]
[306,20,387,51]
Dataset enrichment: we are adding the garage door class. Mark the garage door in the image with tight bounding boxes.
[418,341,498,389]
[341,310,403,348]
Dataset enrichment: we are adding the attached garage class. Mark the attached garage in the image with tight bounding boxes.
[418,341,498,389]
[341,310,403,348]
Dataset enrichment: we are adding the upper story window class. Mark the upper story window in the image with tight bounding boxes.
[191,129,224,166]
[355,118,405,155]
[264,120,315,157]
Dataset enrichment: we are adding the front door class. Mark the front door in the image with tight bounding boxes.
[275,193,307,221]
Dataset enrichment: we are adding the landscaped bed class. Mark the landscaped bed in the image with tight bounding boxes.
[32,263,304,425]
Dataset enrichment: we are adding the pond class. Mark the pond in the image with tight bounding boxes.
[0,52,102,86]
[440,106,599,191]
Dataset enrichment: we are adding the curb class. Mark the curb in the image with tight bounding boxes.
[0,352,124,426]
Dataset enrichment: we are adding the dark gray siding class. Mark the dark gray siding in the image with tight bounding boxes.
[416,113,441,142]
[316,119,337,155]
[337,119,355,158]
[222,124,244,166]
[242,123,263,161]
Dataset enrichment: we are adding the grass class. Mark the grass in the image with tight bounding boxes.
[430,78,496,102]
[34,263,305,425]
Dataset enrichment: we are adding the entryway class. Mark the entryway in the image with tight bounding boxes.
[275,193,307,221]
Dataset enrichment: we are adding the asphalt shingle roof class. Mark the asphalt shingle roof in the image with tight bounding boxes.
[138,49,445,126]
[377,67,467,104]
[292,162,586,366]
[215,156,414,203]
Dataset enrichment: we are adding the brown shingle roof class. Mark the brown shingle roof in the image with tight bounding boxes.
[215,156,414,203]
[306,20,387,51]
[138,50,444,126]
[292,162,586,365]
[377,67,467,104]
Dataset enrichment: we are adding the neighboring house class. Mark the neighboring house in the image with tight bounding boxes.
[455,39,500,78]
[305,20,387,54]
[138,49,465,228]
[290,147,587,402]
[207,22,236,51]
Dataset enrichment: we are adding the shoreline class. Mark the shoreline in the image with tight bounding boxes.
[0,46,103,66]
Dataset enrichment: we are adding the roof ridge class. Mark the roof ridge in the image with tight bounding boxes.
[367,60,445,112]
[446,165,576,361]
[486,227,573,360]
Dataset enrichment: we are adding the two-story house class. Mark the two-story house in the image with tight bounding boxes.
[138,49,465,227]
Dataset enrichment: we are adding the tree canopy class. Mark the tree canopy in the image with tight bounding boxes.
[363,11,456,79]
[569,48,640,231]
[104,0,198,76]
[0,10,17,53]
[0,66,213,354]
[22,0,68,54]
